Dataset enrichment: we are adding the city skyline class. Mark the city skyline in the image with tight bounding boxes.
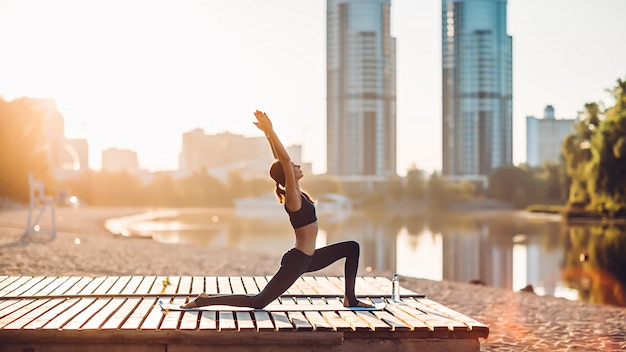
[442,0,513,177]
[326,0,396,177]
[1,0,625,175]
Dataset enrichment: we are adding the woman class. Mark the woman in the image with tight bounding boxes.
[182,110,372,309]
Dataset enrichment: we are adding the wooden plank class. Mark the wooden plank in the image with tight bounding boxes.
[315,277,344,296]
[415,297,488,334]
[326,277,346,294]
[139,296,165,330]
[0,276,24,295]
[338,310,372,331]
[242,276,260,294]
[148,276,171,294]
[23,298,80,329]
[101,297,140,329]
[177,276,192,295]
[302,276,325,295]
[287,277,307,295]
[269,311,293,331]
[10,299,62,330]
[230,277,246,295]
[255,276,269,292]
[3,299,57,329]
[190,276,204,294]
[0,299,47,328]
[304,311,334,331]
[2,276,42,297]
[62,298,110,330]
[178,300,200,330]
[63,276,94,295]
[0,299,36,321]
[160,297,186,330]
[310,297,352,331]
[372,310,412,331]
[0,276,9,287]
[107,276,131,295]
[218,311,237,331]
[122,297,158,329]
[162,276,181,295]
[252,311,276,331]
[93,276,120,295]
[18,276,56,296]
[321,310,354,331]
[217,276,232,294]
[49,276,82,296]
[76,276,107,295]
[382,301,432,331]
[399,299,461,331]
[353,310,392,331]
[205,276,218,294]
[235,311,256,331]
[135,276,157,295]
[287,311,313,331]
[120,276,144,295]
[0,298,21,316]
[81,297,125,330]
[198,311,217,330]
[44,297,94,329]
[34,277,70,296]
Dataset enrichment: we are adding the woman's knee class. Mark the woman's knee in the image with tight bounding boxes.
[345,240,360,255]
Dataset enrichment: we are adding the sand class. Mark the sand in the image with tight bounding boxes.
[1,205,624,351]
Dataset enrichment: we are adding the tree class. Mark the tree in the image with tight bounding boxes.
[426,172,451,210]
[562,78,626,217]
[405,167,426,201]
[587,79,626,216]
[562,103,601,207]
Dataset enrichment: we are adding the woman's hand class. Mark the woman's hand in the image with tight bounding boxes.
[253,110,273,134]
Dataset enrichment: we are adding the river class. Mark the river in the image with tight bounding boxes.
[120,207,626,307]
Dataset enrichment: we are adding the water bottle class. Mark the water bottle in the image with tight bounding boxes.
[391,273,400,302]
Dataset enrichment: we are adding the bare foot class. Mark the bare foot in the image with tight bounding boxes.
[181,292,211,308]
[343,295,375,308]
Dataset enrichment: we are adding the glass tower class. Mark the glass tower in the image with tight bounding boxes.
[326,0,396,176]
[442,0,513,176]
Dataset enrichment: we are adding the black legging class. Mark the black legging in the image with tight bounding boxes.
[189,240,361,308]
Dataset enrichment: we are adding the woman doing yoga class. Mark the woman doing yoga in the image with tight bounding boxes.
[182,110,372,309]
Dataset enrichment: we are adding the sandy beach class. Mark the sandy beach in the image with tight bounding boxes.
[1,206,624,351]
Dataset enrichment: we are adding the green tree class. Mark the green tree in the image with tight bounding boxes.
[562,78,626,217]
[179,169,230,207]
[301,175,343,196]
[405,167,426,201]
[0,98,51,202]
[587,79,626,216]
[427,172,451,210]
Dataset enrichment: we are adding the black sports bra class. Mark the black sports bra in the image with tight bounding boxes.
[285,193,317,229]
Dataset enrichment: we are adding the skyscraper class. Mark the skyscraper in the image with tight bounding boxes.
[526,105,576,167]
[442,0,513,177]
[326,0,396,177]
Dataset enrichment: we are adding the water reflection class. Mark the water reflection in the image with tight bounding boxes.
[137,208,626,307]
[561,223,626,307]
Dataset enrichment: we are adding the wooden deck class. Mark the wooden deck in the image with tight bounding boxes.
[0,275,488,352]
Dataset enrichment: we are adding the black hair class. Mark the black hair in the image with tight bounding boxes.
[269,160,314,204]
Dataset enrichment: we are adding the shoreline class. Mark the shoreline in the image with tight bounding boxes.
[1,206,625,351]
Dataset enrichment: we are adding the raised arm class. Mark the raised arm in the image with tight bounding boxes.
[253,111,300,208]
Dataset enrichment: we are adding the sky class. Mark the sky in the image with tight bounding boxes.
[1,0,625,175]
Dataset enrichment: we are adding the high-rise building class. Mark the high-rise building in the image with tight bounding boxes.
[179,130,271,173]
[326,0,396,177]
[526,105,576,167]
[102,148,140,174]
[442,0,513,177]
